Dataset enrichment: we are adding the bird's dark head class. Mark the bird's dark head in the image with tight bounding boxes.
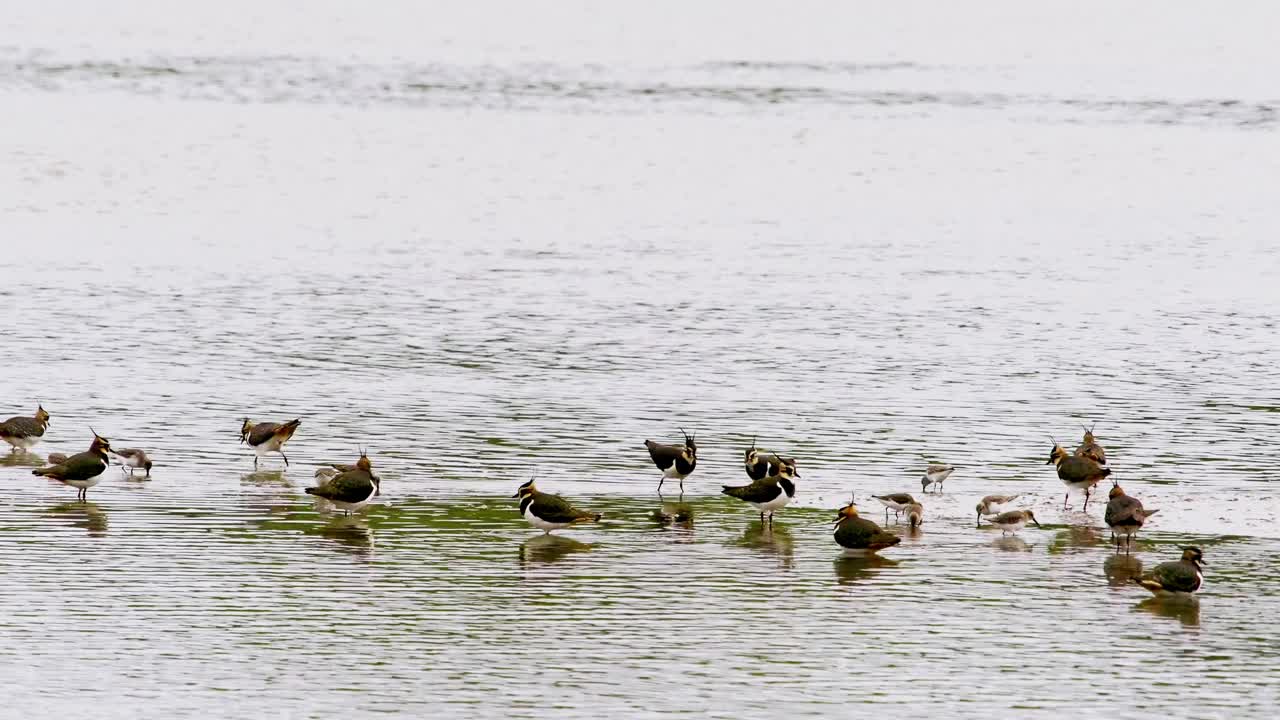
[1182,546,1206,566]
[35,404,50,426]
[239,418,253,444]
[681,428,697,455]
[1047,441,1068,465]
[835,502,859,524]
[89,428,111,456]
[921,476,931,491]
[513,477,537,499]
[1024,510,1041,527]
[144,460,153,472]
[1109,483,1125,500]
[744,436,757,463]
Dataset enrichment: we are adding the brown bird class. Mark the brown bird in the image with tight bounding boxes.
[833,500,901,555]
[1047,439,1111,511]
[1075,424,1107,465]
[239,418,301,470]
[1,403,51,453]
[1104,483,1158,554]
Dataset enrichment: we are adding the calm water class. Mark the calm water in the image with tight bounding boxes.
[3,2,1280,717]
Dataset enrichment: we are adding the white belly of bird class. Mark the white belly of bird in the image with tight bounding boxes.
[752,492,792,513]
[524,505,571,531]
[981,502,1007,516]
[1061,478,1096,492]
[875,498,908,511]
[926,469,954,484]
[255,438,283,455]
[662,465,687,479]
[61,476,102,490]
[121,455,145,469]
[995,518,1027,533]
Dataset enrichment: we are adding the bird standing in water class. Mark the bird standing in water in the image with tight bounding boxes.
[1,404,51,454]
[1075,424,1107,465]
[832,499,901,555]
[919,463,955,494]
[32,429,111,501]
[1104,483,1158,554]
[1135,547,1205,600]
[1047,439,1111,511]
[721,457,798,526]
[113,447,153,477]
[513,478,602,534]
[240,418,301,470]
[644,429,697,493]
[305,449,380,515]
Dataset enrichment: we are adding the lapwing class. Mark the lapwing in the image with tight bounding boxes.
[872,493,916,523]
[833,499,901,555]
[0,403,51,454]
[904,500,925,529]
[239,417,301,470]
[986,509,1041,536]
[317,460,382,496]
[919,463,955,494]
[1075,424,1107,465]
[112,448,153,477]
[32,429,111,501]
[513,478,602,534]
[721,460,797,526]
[644,429,697,493]
[975,494,1020,527]
[305,449,380,515]
[1135,547,1205,599]
[743,438,799,482]
[1047,440,1111,511]
[1104,483,1158,554]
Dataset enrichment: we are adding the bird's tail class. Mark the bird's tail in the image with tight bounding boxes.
[1143,509,1160,518]
[31,467,52,477]
[721,485,747,499]
[573,512,603,523]
[1100,467,1113,478]
[276,419,301,441]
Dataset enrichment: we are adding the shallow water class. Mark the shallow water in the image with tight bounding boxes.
[2,1,1280,717]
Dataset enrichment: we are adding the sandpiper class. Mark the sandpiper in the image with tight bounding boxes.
[240,418,301,470]
[644,429,697,492]
[46,452,69,465]
[113,448,153,477]
[1104,483,1158,554]
[833,500,901,555]
[721,461,797,526]
[32,429,111,501]
[872,493,916,523]
[975,494,1020,526]
[1135,547,1205,599]
[1047,440,1111,511]
[304,449,379,515]
[904,501,925,529]
[986,509,1041,536]
[0,404,51,454]
[919,463,955,494]
[1075,424,1107,465]
[513,478,602,534]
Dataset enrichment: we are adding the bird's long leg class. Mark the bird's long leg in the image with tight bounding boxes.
[280,450,290,468]
[759,511,765,524]
[254,455,259,470]
[1063,493,1069,510]
[657,477,665,494]
[679,477,684,493]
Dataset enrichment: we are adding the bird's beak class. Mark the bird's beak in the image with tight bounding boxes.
[511,490,521,498]
[1032,518,1042,527]
[793,469,801,477]
[1199,559,1208,566]
[1044,458,1054,465]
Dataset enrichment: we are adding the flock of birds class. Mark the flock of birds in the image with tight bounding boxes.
[2,406,1205,602]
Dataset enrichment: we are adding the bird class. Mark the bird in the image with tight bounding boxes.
[904,501,925,529]
[32,429,111,501]
[833,499,901,555]
[239,418,301,470]
[112,448,153,477]
[0,403,51,454]
[45,452,69,465]
[872,493,916,523]
[1105,483,1159,554]
[986,509,1041,536]
[919,463,955,494]
[975,494,1020,526]
[304,448,380,515]
[1135,547,1205,599]
[513,478,602,534]
[743,439,800,482]
[721,459,797,526]
[1047,439,1111,511]
[1075,424,1107,465]
[316,461,382,496]
[644,428,697,493]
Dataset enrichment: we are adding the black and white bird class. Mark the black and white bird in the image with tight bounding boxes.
[721,459,797,526]
[513,478,602,534]
[1075,424,1107,465]
[975,494,1020,527]
[112,448,153,477]
[872,493,916,523]
[644,429,697,493]
[0,404,51,454]
[986,509,1041,536]
[1047,440,1111,511]
[304,449,380,515]
[32,430,111,501]
[1105,483,1158,554]
[919,463,955,494]
[239,417,301,470]
[1135,547,1205,600]
[743,438,800,482]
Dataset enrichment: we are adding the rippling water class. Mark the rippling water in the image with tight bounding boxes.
[3,1,1280,717]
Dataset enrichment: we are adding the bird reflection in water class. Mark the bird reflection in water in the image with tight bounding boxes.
[992,536,1032,552]
[306,517,375,558]
[1135,597,1200,628]
[519,535,593,566]
[652,497,694,528]
[1103,554,1144,587]
[1,449,45,467]
[45,501,108,537]
[1048,525,1103,553]
[240,470,290,486]
[833,555,899,586]
[736,522,794,569]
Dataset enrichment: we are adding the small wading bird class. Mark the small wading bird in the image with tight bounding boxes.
[644,428,697,493]
[1075,424,1107,465]
[305,448,379,515]
[513,478,602,534]
[833,497,901,555]
[0,403,51,454]
[919,463,955,494]
[975,494,1020,527]
[1134,547,1205,600]
[1105,483,1158,554]
[872,493,916,523]
[32,429,111,501]
[46,452,69,465]
[1047,438,1111,511]
[986,509,1041,536]
[240,417,301,470]
[905,501,925,529]
[113,448,153,477]
[721,458,797,526]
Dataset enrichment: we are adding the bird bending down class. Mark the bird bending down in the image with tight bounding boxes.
[975,494,1020,527]
[904,501,925,529]
[833,499,901,555]
[1135,547,1204,599]
[919,464,955,494]
[1,404,51,454]
[1047,440,1111,511]
[305,448,380,515]
[32,429,111,501]
[872,493,916,523]
[721,459,797,526]
[113,448,153,477]
[1105,483,1158,554]
[513,478,602,534]
[240,418,301,470]
[644,428,697,493]
[986,509,1041,536]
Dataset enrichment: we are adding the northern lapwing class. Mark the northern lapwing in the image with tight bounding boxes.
[1104,483,1158,554]
[919,463,955,494]
[1,403,50,454]
[1047,439,1111,511]
[721,460,797,526]
[872,493,915,523]
[304,449,380,515]
[112,448,153,477]
[239,417,301,470]
[317,460,382,495]
[904,500,925,529]
[986,509,1041,536]
[975,494,1020,527]
[833,499,901,555]
[513,478,602,534]
[1135,547,1205,599]
[32,429,111,501]
[1075,424,1107,465]
[644,429,697,493]
[743,438,800,482]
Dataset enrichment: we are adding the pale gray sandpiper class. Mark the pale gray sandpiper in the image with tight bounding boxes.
[721,461,797,526]
[1047,440,1111,511]
[919,463,955,494]
[833,500,901,555]
[872,493,916,523]
[46,452,69,465]
[904,501,925,529]
[644,429,697,493]
[1135,547,1204,600]
[239,418,301,470]
[113,448,153,477]
[1075,424,1107,465]
[513,478,602,534]
[32,430,111,501]
[1104,484,1159,554]
[975,494,1020,526]
[986,509,1041,536]
[0,404,50,454]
